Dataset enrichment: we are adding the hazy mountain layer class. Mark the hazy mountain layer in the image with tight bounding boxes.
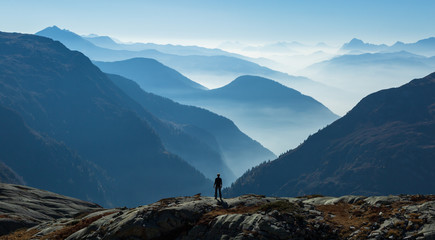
[94,58,207,98]
[107,73,275,181]
[0,31,212,206]
[227,73,435,197]
[83,34,238,57]
[94,64,240,184]
[36,26,332,103]
[36,26,435,117]
[302,51,435,114]
[341,37,435,56]
[181,75,339,155]
[94,56,337,155]
[341,38,388,53]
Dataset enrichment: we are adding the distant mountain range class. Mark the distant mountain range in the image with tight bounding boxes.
[341,38,389,53]
[0,31,214,207]
[341,37,435,56]
[94,57,338,155]
[83,34,239,57]
[301,51,435,114]
[241,41,334,55]
[306,51,435,89]
[35,26,331,100]
[36,26,269,72]
[226,72,435,197]
[297,37,435,115]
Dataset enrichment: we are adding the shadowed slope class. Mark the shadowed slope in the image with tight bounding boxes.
[227,72,435,197]
[0,105,107,204]
[107,73,277,182]
[0,31,211,206]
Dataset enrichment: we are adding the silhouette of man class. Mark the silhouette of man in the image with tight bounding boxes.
[214,173,222,200]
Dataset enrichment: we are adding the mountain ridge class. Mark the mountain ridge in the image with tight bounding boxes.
[181,75,338,154]
[226,72,435,197]
[106,73,276,181]
[94,58,207,98]
[0,31,212,207]
[301,50,435,114]
[94,56,338,154]
[35,26,329,100]
[83,32,240,57]
[0,103,108,204]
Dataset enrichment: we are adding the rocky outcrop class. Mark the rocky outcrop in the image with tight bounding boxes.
[2,186,435,239]
[0,183,101,236]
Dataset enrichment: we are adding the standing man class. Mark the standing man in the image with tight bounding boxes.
[214,173,222,200]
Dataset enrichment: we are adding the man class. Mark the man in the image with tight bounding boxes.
[214,173,222,200]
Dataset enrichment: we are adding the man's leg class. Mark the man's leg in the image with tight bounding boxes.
[215,187,217,199]
[219,187,222,199]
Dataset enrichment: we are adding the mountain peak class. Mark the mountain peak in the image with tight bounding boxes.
[36,25,83,41]
[37,25,69,34]
[341,38,388,52]
[48,25,61,30]
[341,38,365,50]
[349,38,364,44]
[415,37,435,45]
[228,75,289,88]
[233,75,278,84]
[392,41,405,46]
[209,75,336,118]
[215,75,302,98]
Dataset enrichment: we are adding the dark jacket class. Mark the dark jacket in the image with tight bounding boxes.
[214,177,222,188]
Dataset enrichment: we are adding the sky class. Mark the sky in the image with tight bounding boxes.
[1,0,435,47]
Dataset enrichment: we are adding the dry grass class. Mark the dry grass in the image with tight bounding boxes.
[258,200,299,213]
[317,203,367,235]
[407,212,424,231]
[239,194,265,199]
[316,202,397,238]
[408,195,435,203]
[386,228,402,239]
[315,195,434,239]
[296,194,325,199]
[155,197,178,209]
[0,228,39,240]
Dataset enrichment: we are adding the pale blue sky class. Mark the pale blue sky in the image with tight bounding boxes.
[1,0,434,46]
